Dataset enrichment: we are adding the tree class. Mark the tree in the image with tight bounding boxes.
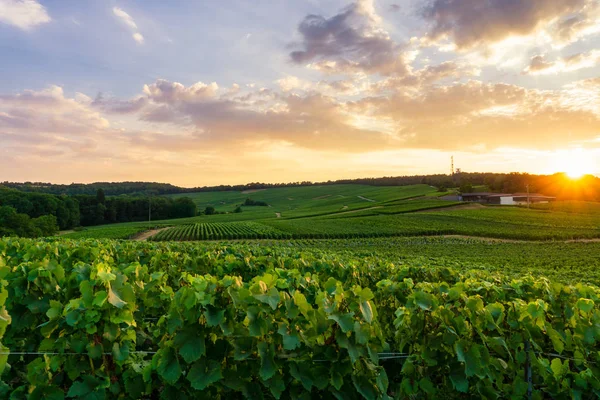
[234,206,242,213]
[204,206,216,215]
[31,215,59,236]
[171,197,197,218]
[96,188,106,204]
[459,183,473,194]
[0,205,58,237]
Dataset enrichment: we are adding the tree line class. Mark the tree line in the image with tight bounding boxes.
[75,191,197,226]
[0,187,197,237]
[4,172,600,201]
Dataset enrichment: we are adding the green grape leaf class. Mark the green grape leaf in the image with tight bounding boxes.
[450,368,469,393]
[258,341,277,381]
[329,312,354,333]
[154,348,182,385]
[112,342,130,365]
[576,298,594,313]
[204,307,225,327]
[187,359,222,390]
[419,377,436,394]
[290,362,313,391]
[108,286,127,309]
[414,291,435,311]
[293,292,311,316]
[93,291,108,307]
[267,373,285,399]
[359,301,373,324]
[30,386,65,400]
[352,374,377,400]
[174,328,206,364]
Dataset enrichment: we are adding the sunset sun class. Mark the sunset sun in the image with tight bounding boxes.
[555,149,596,179]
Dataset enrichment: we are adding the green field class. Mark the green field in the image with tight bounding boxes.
[68,185,597,242]
[169,184,445,217]
[222,237,600,285]
[151,222,288,241]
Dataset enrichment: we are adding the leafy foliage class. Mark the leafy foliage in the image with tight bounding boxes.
[0,237,599,398]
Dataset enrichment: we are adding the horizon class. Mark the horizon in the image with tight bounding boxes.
[2,0,600,185]
[3,169,598,189]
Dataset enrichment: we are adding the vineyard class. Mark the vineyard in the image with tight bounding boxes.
[0,238,599,398]
[221,237,600,285]
[150,222,290,241]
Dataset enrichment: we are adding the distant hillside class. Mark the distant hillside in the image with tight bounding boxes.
[3,172,600,200]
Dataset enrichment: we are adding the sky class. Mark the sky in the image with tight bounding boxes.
[1,0,600,186]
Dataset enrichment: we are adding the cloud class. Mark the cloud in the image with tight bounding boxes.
[353,80,600,150]
[0,85,109,133]
[112,6,144,44]
[143,79,219,103]
[524,51,600,75]
[3,76,600,185]
[90,79,392,152]
[91,93,148,114]
[421,0,592,50]
[133,32,144,44]
[112,7,137,30]
[370,61,480,92]
[276,76,313,92]
[289,0,408,75]
[0,85,113,166]
[0,0,50,30]
[553,3,600,45]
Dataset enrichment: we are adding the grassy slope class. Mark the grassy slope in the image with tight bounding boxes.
[62,184,440,238]
[63,185,600,241]
[169,184,440,217]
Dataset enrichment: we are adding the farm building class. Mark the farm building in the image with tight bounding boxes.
[461,192,556,205]
[461,193,499,202]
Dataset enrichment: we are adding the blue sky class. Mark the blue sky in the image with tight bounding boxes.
[1,0,599,185]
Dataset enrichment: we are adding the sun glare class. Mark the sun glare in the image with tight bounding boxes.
[555,148,596,179]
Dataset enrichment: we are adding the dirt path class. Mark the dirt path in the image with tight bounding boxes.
[132,227,170,241]
[58,230,75,236]
[275,212,281,218]
[357,195,376,202]
[332,206,383,216]
[241,189,266,194]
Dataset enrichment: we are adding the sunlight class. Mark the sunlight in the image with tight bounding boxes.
[555,148,597,179]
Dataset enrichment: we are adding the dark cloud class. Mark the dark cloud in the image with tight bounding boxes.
[524,51,600,74]
[289,0,408,75]
[370,61,479,91]
[389,4,401,12]
[526,55,554,73]
[422,0,588,49]
[92,93,148,114]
